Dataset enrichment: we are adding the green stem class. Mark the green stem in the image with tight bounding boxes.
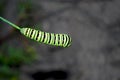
[0,16,21,30]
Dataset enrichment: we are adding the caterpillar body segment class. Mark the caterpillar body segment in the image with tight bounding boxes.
[20,28,71,47]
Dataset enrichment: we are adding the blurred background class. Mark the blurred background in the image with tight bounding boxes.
[0,0,120,80]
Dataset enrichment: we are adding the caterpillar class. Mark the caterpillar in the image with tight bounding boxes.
[0,17,71,47]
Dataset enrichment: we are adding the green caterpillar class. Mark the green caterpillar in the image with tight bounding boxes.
[0,17,71,47]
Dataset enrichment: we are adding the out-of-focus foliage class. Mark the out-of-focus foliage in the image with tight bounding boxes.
[0,0,6,28]
[0,45,36,65]
[17,0,36,27]
[17,0,33,18]
[0,45,36,80]
[17,0,42,30]
[0,0,6,15]
[0,0,41,80]
[0,65,19,80]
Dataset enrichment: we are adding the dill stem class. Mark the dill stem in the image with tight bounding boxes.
[0,16,21,30]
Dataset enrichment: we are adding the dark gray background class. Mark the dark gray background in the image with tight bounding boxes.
[1,0,120,80]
